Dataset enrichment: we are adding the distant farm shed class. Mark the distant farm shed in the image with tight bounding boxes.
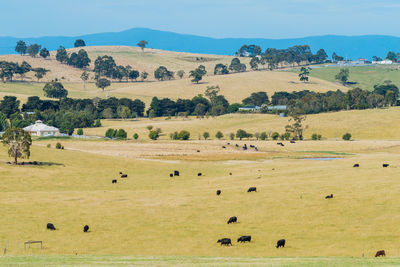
[23,120,60,137]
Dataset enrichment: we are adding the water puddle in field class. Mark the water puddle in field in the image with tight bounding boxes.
[302,157,343,161]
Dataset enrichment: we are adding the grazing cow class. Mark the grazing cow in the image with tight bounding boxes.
[383,164,389,168]
[227,143,230,145]
[198,173,202,176]
[229,172,232,175]
[290,140,296,144]
[277,142,285,147]
[276,239,285,248]
[83,225,89,232]
[255,147,258,151]
[247,187,257,192]
[197,150,200,153]
[169,173,173,178]
[237,236,251,243]
[235,144,239,147]
[250,145,255,148]
[217,238,232,246]
[353,164,360,167]
[325,194,333,199]
[216,190,221,195]
[120,174,128,178]
[375,250,385,257]
[243,146,247,151]
[227,216,237,224]
[47,223,56,230]
[174,170,180,176]
[222,146,226,149]
[112,179,117,184]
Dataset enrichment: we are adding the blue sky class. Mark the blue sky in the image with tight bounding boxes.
[1,0,400,38]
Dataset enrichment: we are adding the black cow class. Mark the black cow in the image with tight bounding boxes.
[47,223,56,230]
[277,142,285,147]
[383,164,389,168]
[120,174,128,178]
[243,146,247,151]
[197,150,200,153]
[250,145,255,148]
[248,187,257,192]
[217,238,232,246]
[222,146,226,149]
[229,172,232,175]
[353,164,360,167]
[112,179,117,184]
[375,250,386,257]
[254,147,258,151]
[227,216,237,224]
[237,236,251,243]
[83,225,89,232]
[235,144,239,147]
[169,173,173,178]
[276,239,285,248]
[325,194,333,199]
[198,173,202,176]
[227,143,230,145]
[174,170,180,176]
[290,140,296,144]
[216,190,221,195]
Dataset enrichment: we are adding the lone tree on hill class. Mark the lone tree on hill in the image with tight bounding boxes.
[81,71,89,89]
[74,39,86,47]
[2,127,32,165]
[154,66,174,81]
[141,71,148,81]
[15,40,27,55]
[137,40,148,51]
[96,78,111,91]
[27,44,41,58]
[32,68,49,82]
[32,67,49,82]
[56,46,69,63]
[189,65,207,83]
[39,48,50,59]
[298,67,311,83]
[285,112,307,140]
[335,68,350,85]
[177,70,185,79]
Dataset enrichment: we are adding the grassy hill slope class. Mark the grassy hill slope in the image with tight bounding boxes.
[0,46,346,104]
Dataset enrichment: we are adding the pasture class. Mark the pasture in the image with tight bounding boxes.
[305,65,400,91]
[1,105,400,260]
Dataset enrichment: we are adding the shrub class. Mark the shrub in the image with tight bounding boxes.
[47,144,51,148]
[147,125,153,131]
[149,130,159,140]
[342,133,352,141]
[77,128,83,135]
[271,132,280,140]
[94,119,101,127]
[170,132,179,140]
[178,130,190,140]
[260,132,268,140]
[312,133,322,140]
[56,142,62,149]
[203,132,210,140]
[215,131,224,139]
[133,133,139,140]
[115,129,127,139]
[254,132,260,140]
[105,128,115,138]
[229,133,235,140]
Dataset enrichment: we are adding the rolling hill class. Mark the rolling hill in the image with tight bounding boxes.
[1,28,400,59]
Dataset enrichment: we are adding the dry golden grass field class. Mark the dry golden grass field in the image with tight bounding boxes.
[0,108,400,265]
[0,46,346,105]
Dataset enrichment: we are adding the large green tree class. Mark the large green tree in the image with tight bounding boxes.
[335,68,350,84]
[189,65,207,83]
[2,127,32,165]
[27,44,41,58]
[39,48,50,59]
[56,46,69,63]
[32,68,49,82]
[96,78,111,91]
[15,40,27,55]
[0,96,20,118]
[298,67,311,83]
[154,66,174,81]
[137,40,148,51]
[43,80,68,99]
[74,39,86,47]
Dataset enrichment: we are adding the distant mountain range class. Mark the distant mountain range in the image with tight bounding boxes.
[1,28,399,60]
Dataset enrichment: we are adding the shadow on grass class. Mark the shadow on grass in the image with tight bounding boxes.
[4,161,65,167]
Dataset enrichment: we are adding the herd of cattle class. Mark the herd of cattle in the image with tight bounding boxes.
[43,158,392,257]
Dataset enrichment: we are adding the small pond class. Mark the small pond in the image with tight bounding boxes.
[302,157,343,161]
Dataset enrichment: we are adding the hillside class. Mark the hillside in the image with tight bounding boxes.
[2,28,400,59]
[0,46,346,104]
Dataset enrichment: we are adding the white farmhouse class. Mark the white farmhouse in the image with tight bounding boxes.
[23,120,60,137]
